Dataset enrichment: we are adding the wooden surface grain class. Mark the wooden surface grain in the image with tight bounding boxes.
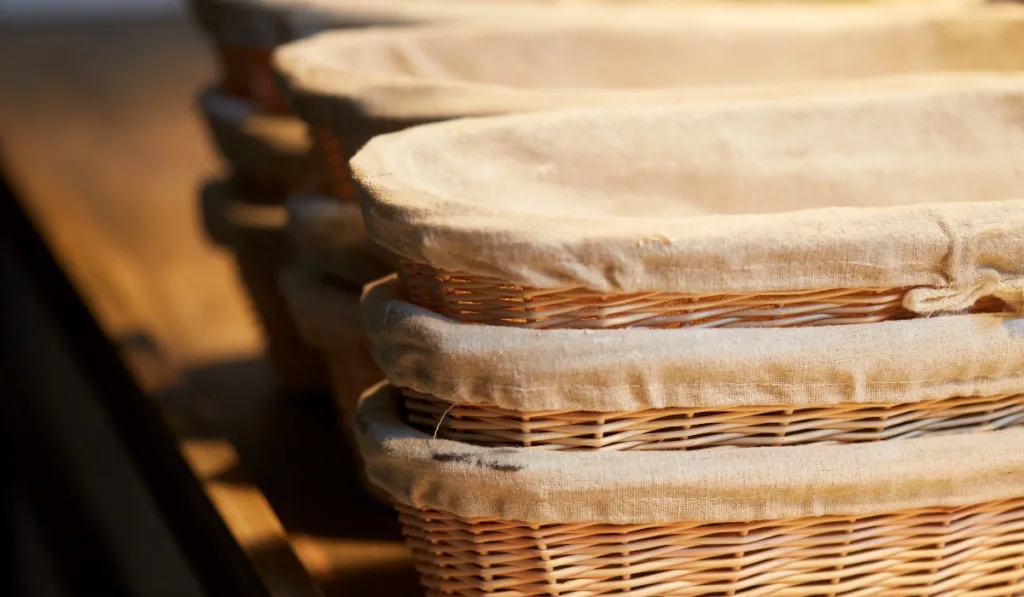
[0,16,420,597]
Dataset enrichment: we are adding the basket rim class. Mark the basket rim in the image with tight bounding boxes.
[355,383,1024,524]
[275,7,1024,121]
[350,83,1024,298]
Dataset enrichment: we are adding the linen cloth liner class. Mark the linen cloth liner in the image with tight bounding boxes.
[199,88,311,188]
[351,82,1024,307]
[363,275,1024,411]
[277,7,1024,125]
[199,180,291,245]
[356,383,1024,524]
[285,196,392,289]
[279,264,371,351]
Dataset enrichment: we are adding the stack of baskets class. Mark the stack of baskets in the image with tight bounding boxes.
[189,0,538,392]
[280,6,1024,595]
[349,81,1024,595]
[197,0,1024,592]
[191,0,327,392]
[273,2,1024,420]
[189,0,714,394]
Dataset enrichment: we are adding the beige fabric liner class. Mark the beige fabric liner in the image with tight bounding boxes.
[278,7,1024,124]
[202,188,389,290]
[199,88,311,186]
[356,383,1024,524]
[285,195,392,288]
[364,276,1024,411]
[279,264,368,350]
[352,81,1024,307]
[199,180,290,242]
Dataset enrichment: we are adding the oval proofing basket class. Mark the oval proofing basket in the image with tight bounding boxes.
[351,83,1024,450]
[275,6,1024,201]
[192,0,682,112]
[356,385,1024,597]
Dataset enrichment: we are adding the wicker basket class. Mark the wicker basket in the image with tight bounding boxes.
[364,273,1024,451]
[275,6,1024,202]
[351,83,1024,449]
[356,385,1024,597]
[200,181,328,392]
[278,195,392,476]
[198,87,313,198]
[277,264,382,423]
[190,0,712,112]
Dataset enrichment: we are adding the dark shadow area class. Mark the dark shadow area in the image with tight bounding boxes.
[0,165,268,597]
[317,560,423,597]
[179,358,404,542]
[170,358,419,596]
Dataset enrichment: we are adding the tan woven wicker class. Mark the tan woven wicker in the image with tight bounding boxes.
[404,390,1024,451]
[390,261,1015,449]
[396,498,1024,597]
[359,385,1024,597]
[395,262,1008,329]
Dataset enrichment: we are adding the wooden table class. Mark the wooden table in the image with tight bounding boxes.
[0,15,420,597]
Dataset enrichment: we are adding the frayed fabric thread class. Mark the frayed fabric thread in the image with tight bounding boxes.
[904,277,1024,316]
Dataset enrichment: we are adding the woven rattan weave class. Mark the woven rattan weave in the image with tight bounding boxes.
[403,390,1024,451]
[393,260,1013,449]
[396,498,1024,597]
[397,262,1007,329]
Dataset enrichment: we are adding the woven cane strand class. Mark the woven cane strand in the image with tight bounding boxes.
[397,498,1024,597]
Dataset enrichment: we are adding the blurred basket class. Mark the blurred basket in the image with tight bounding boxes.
[356,385,1024,597]
[201,181,328,392]
[278,264,388,499]
[198,88,313,199]
[276,6,1024,201]
[278,195,392,470]
[278,263,382,425]
[285,195,392,288]
[191,0,689,112]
